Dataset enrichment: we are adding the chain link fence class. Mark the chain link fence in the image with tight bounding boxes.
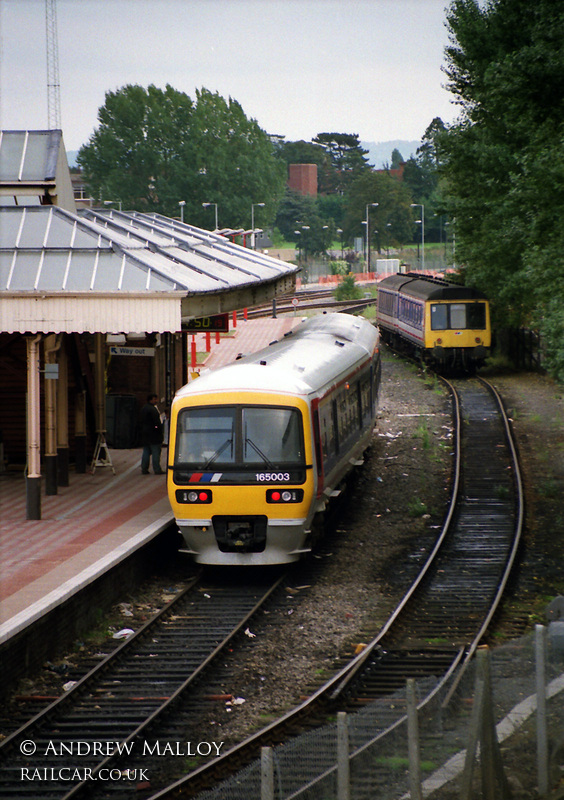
[194,624,564,800]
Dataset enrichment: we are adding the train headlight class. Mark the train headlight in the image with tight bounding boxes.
[266,489,304,503]
[176,489,212,504]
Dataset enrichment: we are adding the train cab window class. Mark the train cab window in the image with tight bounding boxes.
[431,302,487,331]
[450,303,467,329]
[467,302,487,329]
[175,405,304,468]
[176,407,235,465]
[431,304,448,330]
[242,407,303,464]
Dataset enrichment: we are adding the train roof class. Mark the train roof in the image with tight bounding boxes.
[378,273,487,301]
[174,313,379,401]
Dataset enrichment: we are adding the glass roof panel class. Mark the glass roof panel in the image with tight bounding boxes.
[0,210,26,244]
[91,253,124,291]
[0,252,13,289]
[0,133,25,180]
[65,253,96,290]
[14,211,49,248]
[147,271,178,291]
[119,261,150,291]
[20,135,50,181]
[36,252,68,290]
[9,253,40,290]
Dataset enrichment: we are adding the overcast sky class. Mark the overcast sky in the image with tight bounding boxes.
[0,0,457,153]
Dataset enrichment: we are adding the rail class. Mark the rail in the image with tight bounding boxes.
[146,376,525,800]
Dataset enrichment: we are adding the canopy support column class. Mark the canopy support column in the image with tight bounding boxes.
[26,334,42,520]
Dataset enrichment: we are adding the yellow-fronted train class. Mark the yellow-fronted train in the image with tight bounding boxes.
[167,313,381,565]
[376,272,491,373]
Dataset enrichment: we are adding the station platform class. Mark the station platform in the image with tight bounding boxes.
[0,317,301,653]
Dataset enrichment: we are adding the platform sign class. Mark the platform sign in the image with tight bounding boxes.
[109,346,155,357]
[183,313,229,333]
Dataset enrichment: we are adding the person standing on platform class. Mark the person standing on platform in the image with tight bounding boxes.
[140,394,164,474]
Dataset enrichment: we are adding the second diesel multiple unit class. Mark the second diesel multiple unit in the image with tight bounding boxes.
[376,272,491,372]
[167,313,381,565]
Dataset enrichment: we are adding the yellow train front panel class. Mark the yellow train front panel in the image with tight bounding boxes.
[424,299,491,354]
[168,391,317,565]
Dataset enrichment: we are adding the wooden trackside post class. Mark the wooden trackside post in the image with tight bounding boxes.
[536,624,548,796]
[407,678,423,800]
[337,711,350,800]
[261,746,273,800]
[460,647,512,800]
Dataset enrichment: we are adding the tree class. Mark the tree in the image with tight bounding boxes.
[343,170,414,253]
[312,132,371,194]
[441,0,564,378]
[77,85,286,227]
[275,139,327,170]
[274,189,332,257]
[402,118,447,243]
[390,148,404,169]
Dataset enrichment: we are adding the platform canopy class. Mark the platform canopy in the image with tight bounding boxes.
[0,206,299,334]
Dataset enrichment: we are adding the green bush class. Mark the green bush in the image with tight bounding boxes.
[334,273,363,301]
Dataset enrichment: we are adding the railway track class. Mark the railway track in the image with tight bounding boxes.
[146,376,524,799]
[0,571,286,799]
[246,289,376,318]
[0,375,524,800]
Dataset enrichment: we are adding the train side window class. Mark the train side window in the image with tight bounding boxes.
[431,304,448,330]
[360,375,373,425]
[319,400,336,462]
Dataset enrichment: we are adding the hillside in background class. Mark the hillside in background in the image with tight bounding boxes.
[67,140,421,171]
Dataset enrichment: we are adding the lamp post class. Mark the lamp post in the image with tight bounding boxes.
[178,200,186,223]
[410,203,425,271]
[103,200,122,211]
[251,203,265,249]
[365,203,378,273]
[337,228,343,259]
[202,202,218,230]
[294,230,301,264]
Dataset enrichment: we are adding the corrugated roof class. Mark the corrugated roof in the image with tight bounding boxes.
[0,206,299,334]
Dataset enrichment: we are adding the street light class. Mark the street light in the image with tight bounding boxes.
[104,199,122,211]
[386,222,392,259]
[178,200,186,223]
[294,230,301,263]
[202,202,218,230]
[365,203,378,273]
[251,203,265,249]
[410,203,425,271]
[337,228,343,258]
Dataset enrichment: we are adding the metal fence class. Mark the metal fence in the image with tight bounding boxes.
[195,623,564,800]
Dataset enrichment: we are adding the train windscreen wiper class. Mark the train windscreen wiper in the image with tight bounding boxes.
[245,438,274,468]
[203,438,233,469]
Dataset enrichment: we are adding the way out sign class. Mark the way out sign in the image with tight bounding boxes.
[109,346,155,357]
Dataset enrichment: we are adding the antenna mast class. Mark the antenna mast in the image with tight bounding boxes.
[45,0,61,129]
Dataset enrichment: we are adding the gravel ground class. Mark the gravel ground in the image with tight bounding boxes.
[2,347,564,797]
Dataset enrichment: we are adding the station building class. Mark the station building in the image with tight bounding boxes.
[0,130,299,518]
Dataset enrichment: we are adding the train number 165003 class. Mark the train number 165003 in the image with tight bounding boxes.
[256,472,290,482]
